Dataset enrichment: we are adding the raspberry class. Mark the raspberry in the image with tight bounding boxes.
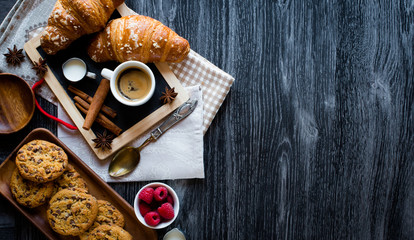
[158,202,175,220]
[139,202,151,216]
[154,186,168,201]
[138,187,154,204]
[166,195,174,206]
[144,211,161,226]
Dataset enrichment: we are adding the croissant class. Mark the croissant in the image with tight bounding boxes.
[87,15,190,63]
[40,0,124,55]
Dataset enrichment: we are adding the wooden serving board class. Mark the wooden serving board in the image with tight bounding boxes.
[24,4,189,160]
[0,128,157,240]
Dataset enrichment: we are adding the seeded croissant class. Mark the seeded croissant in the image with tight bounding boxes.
[40,0,124,55]
[87,15,190,63]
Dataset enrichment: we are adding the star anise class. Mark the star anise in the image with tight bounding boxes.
[32,58,48,77]
[92,130,114,151]
[4,45,24,66]
[160,87,178,104]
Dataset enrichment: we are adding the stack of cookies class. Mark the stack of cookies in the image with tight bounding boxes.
[9,140,133,239]
[11,140,69,208]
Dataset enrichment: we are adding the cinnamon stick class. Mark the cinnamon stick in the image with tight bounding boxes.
[74,99,122,136]
[68,85,117,118]
[83,79,110,130]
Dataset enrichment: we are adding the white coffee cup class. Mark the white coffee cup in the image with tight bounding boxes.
[101,61,155,107]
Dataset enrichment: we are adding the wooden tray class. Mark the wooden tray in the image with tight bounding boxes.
[0,128,157,240]
[23,4,189,160]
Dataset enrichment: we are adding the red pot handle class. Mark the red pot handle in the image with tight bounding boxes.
[32,79,78,130]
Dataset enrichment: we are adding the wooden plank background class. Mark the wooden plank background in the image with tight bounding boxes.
[0,0,413,239]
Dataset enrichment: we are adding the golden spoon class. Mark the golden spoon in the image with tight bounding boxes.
[108,100,198,177]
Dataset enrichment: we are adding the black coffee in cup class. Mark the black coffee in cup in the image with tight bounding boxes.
[116,68,152,101]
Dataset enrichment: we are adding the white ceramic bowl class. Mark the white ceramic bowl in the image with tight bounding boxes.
[134,182,180,229]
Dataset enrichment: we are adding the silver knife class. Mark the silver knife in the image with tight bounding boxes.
[150,99,198,140]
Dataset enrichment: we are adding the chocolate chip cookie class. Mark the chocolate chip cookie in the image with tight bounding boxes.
[87,224,132,240]
[47,189,98,236]
[54,164,88,194]
[9,168,54,208]
[15,140,68,183]
[79,200,125,240]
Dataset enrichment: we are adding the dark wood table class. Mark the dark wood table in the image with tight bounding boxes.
[1,0,413,239]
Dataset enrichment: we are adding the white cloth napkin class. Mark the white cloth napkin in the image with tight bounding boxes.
[58,85,204,182]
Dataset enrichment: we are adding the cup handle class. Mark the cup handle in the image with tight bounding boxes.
[101,68,114,80]
[86,72,96,79]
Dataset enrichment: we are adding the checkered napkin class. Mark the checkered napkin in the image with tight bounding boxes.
[169,50,234,134]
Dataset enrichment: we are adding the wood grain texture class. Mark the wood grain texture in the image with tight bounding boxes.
[0,74,35,134]
[1,0,414,239]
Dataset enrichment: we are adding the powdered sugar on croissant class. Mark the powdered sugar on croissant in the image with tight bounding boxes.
[87,15,190,63]
[40,0,124,55]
